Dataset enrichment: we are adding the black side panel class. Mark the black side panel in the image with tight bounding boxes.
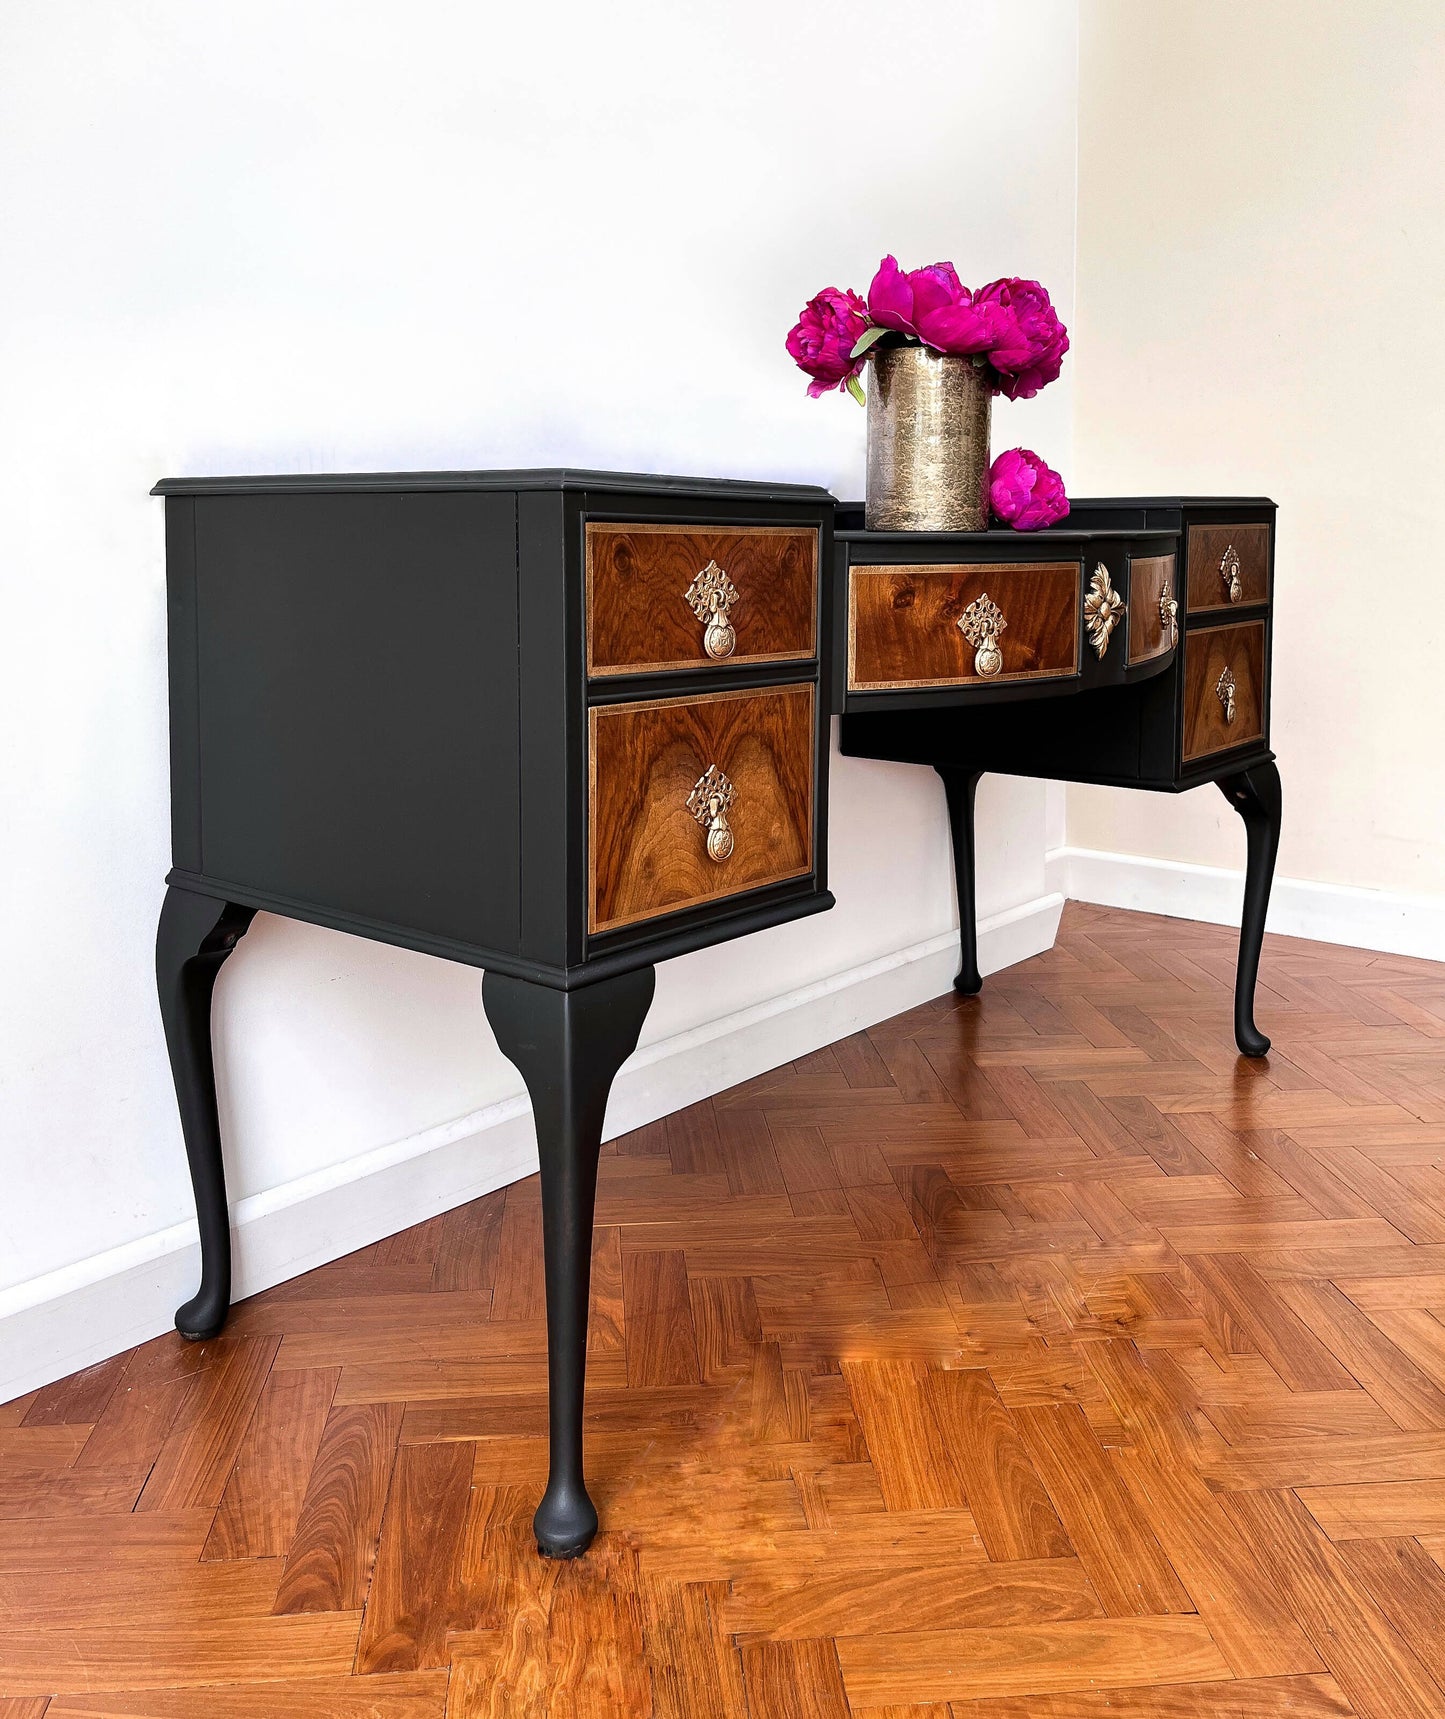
[192,491,521,951]
[165,497,203,872]
[517,489,574,971]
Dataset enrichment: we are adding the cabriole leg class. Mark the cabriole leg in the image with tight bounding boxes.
[155,885,256,1340]
[938,766,985,996]
[482,964,655,1558]
[1217,760,1283,1058]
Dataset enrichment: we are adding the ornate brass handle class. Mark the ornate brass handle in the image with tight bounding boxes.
[958,592,1007,678]
[1159,584,1179,649]
[685,560,739,659]
[1220,543,1243,604]
[1216,665,1237,725]
[687,764,735,861]
[1085,564,1125,659]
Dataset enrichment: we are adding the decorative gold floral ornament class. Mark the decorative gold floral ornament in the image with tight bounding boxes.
[1220,543,1243,604]
[684,560,740,659]
[1159,585,1179,649]
[687,764,736,861]
[1216,665,1237,724]
[958,593,1007,678]
[1084,564,1125,659]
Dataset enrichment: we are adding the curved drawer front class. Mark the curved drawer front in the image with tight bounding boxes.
[848,562,1081,691]
[1182,620,1266,763]
[1127,553,1179,665]
[589,683,815,934]
[586,524,818,677]
[1187,522,1270,614]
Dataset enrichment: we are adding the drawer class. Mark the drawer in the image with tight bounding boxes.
[586,523,818,677]
[1182,620,1266,763]
[848,562,1080,691]
[1187,522,1270,614]
[1127,552,1179,665]
[588,683,815,934]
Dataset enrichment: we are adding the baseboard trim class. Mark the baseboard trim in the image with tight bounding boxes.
[1050,844,1445,962]
[0,890,1063,1401]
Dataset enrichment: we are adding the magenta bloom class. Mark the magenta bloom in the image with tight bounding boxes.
[866,255,1002,355]
[990,448,1068,530]
[975,278,1069,399]
[786,287,869,398]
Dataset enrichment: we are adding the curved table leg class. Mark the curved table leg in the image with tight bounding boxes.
[156,885,256,1340]
[938,767,985,996]
[1217,760,1282,1058]
[482,964,655,1559]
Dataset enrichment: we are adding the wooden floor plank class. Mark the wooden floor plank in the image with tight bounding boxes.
[1012,1401,1191,1615]
[834,1616,1232,1706]
[202,1366,338,1560]
[271,1402,404,1616]
[135,1337,280,1514]
[354,1440,476,1673]
[47,1674,447,1717]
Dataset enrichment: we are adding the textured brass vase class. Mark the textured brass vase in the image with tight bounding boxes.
[865,344,992,531]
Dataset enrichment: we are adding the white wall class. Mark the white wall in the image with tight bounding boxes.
[0,0,1078,1394]
[1068,1,1445,951]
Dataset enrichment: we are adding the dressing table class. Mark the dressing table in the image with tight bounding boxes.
[153,469,1279,1556]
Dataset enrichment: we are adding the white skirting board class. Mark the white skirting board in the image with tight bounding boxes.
[1049,845,1445,963]
[0,890,1063,1402]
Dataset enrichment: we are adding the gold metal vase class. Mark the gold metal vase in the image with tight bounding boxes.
[865,343,992,531]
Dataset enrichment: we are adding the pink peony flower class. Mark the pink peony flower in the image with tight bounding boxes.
[786,287,870,398]
[989,448,1068,530]
[866,255,1003,356]
[975,277,1070,399]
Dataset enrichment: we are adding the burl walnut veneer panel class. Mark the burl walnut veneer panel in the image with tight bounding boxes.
[848,562,1080,690]
[1187,523,1271,614]
[1127,553,1178,666]
[585,523,818,677]
[588,683,815,934]
[1182,619,1267,763]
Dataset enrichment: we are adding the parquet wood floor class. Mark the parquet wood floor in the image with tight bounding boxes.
[7,903,1445,1715]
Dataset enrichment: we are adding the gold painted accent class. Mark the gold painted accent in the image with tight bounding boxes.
[865,344,992,530]
[684,560,740,660]
[687,763,736,862]
[1160,584,1179,649]
[958,592,1007,679]
[1084,564,1125,659]
[1216,664,1237,725]
[1220,543,1243,604]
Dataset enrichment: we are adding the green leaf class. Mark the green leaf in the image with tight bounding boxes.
[849,325,892,360]
[845,374,867,408]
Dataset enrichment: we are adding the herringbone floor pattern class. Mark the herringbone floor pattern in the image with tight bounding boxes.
[7,904,1445,1715]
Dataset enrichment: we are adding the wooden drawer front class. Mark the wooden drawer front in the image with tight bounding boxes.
[589,684,815,934]
[586,524,818,677]
[1187,522,1270,614]
[848,562,1080,690]
[1127,553,1178,665]
[1182,620,1266,763]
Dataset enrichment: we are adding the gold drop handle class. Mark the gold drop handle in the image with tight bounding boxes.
[687,764,735,862]
[1159,585,1179,649]
[1216,665,1237,725]
[1220,544,1243,604]
[684,560,739,660]
[957,592,1007,679]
